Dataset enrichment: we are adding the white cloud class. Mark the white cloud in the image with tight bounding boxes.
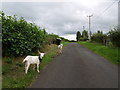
[2,1,118,40]
[61,34,76,40]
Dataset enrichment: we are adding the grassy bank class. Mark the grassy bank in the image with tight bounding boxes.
[2,43,65,88]
[62,42,70,46]
[78,41,120,65]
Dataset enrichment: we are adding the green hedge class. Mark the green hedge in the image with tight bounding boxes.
[2,12,48,57]
[91,28,120,47]
[109,28,120,47]
[91,31,107,44]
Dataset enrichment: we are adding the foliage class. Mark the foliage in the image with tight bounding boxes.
[80,37,89,41]
[91,30,107,44]
[108,28,120,47]
[47,34,59,45]
[91,29,120,47]
[79,30,89,41]
[2,12,49,57]
[82,30,88,39]
[76,30,89,41]
[76,31,81,41]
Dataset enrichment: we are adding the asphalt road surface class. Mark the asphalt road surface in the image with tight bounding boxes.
[30,43,118,88]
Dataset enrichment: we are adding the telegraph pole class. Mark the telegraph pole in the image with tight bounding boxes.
[87,15,93,41]
[118,1,120,29]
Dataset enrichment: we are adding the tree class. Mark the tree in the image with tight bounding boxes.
[82,30,88,39]
[91,30,107,44]
[79,30,89,41]
[97,30,103,34]
[109,28,120,47]
[76,31,81,41]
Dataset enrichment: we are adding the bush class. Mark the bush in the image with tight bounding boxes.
[47,34,59,45]
[2,12,48,57]
[91,31,107,44]
[80,37,89,41]
[109,28,120,47]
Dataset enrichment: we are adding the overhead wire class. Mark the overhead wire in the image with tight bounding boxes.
[93,0,118,22]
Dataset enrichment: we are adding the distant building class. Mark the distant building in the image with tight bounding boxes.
[118,1,120,28]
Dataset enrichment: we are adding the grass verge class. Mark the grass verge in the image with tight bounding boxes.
[62,42,70,46]
[2,43,69,88]
[78,41,120,65]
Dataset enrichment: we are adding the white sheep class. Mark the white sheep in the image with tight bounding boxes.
[58,44,63,53]
[22,51,46,74]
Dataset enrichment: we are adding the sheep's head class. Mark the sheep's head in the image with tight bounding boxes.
[38,51,46,59]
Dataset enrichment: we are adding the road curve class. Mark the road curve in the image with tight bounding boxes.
[30,43,118,88]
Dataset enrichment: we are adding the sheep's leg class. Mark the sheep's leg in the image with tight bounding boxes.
[25,63,30,74]
[25,63,28,74]
[33,64,36,70]
[25,62,27,70]
[37,64,40,73]
[59,49,61,53]
[60,49,62,53]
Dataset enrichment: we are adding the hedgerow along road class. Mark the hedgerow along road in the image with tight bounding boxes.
[30,43,118,88]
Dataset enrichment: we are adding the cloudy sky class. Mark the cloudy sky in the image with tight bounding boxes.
[1,0,119,40]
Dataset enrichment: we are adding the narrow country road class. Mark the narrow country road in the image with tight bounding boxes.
[30,43,118,88]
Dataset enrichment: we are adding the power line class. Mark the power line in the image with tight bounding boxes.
[93,0,117,21]
[68,1,117,34]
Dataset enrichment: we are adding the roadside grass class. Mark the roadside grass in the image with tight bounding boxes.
[62,41,70,47]
[2,43,68,88]
[78,41,120,65]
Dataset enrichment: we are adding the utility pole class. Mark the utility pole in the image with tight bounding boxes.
[118,1,120,29]
[87,15,93,41]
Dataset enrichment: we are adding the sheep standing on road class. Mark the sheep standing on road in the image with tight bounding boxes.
[23,51,46,74]
[58,44,63,53]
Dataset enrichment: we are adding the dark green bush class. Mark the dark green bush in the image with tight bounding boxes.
[2,12,48,57]
[109,28,120,47]
[76,31,81,41]
[47,34,59,45]
[80,37,89,41]
[76,30,88,41]
[91,31,107,44]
